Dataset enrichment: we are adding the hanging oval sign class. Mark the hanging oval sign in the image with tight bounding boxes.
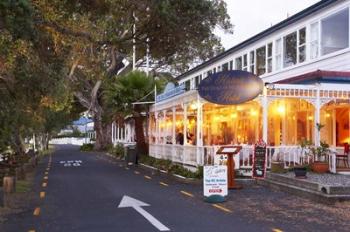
[198,70,263,105]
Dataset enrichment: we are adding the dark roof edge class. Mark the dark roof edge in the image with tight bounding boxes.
[176,0,338,81]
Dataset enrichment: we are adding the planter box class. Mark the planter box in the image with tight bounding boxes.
[311,162,329,173]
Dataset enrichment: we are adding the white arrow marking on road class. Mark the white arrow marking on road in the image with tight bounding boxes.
[118,195,170,231]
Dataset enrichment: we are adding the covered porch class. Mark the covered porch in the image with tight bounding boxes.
[149,82,350,175]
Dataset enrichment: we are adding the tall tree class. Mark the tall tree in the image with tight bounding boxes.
[27,0,233,150]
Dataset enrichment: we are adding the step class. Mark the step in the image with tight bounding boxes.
[259,179,350,204]
[266,173,319,192]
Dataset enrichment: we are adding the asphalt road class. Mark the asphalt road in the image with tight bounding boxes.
[2,145,285,232]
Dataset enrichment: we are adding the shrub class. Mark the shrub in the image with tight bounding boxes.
[108,144,125,158]
[80,143,94,151]
[139,155,203,179]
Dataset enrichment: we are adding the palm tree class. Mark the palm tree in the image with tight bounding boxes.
[104,71,165,154]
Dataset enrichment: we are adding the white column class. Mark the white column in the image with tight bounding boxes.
[262,90,268,143]
[163,110,167,144]
[315,89,321,146]
[155,112,159,144]
[172,107,176,145]
[117,124,120,142]
[183,104,188,145]
[196,101,203,146]
[111,122,115,144]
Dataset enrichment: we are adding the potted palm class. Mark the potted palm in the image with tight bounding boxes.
[310,141,330,173]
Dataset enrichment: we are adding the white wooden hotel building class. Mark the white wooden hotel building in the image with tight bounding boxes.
[115,0,350,174]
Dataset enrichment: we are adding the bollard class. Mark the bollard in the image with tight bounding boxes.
[3,176,16,208]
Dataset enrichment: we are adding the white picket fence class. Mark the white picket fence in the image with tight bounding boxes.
[50,137,92,146]
[149,144,338,173]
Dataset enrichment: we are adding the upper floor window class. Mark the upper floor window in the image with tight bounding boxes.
[321,8,349,55]
[235,57,242,70]
[267,43,273,73]
[275,39,282,70]
[283,31,297,67]
[256,46,266,75]
[222,62,229,71]
[298,28,306,63]
[310,22,319,59]
[249,51,255,74]
[229,60,233,70]
[243,54,248,71]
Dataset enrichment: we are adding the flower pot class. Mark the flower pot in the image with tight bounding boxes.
[311,161,329,173]
[271,161,287,173]
[294,167,307,178]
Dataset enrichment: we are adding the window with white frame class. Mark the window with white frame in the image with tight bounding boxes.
[267,43,273,73]
[222,62,229,71]
[235,57,242,70]
[321,8,349,55]
[310,22,319,59]
[243,54,248,71]
[283,31,297,67]
[275,39,282,70]
[249,50,255,73]
[256,46,266,75]
[298,28,306,63]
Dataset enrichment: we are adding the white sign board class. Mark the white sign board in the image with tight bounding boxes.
[203,165,228,197]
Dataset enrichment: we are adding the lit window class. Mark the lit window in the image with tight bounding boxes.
[321,8,349,55]
[256,46,266,75]
[283,32,297,67]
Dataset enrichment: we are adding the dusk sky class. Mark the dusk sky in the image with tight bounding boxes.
[218,0,319,49]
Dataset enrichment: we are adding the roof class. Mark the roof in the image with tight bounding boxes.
[176,0,338,81]
[73,117,93,125]
[275,70,350,84]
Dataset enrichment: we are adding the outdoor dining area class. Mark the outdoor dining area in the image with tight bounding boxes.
[148,83,350,175]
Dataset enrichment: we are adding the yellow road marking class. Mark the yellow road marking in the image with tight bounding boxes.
[159,182,169,187]
[272,229,283,232]
[43,176,48,180]
[134,171,140,175]
[180,191,194,198]
[144,175,152,180]
[212,204,232,213]
[40,192,45,198]
[44,172,49,175]
[28,230,35,232]
[46,168,50,171]
[33,207,40,216]
[42,182,47,187]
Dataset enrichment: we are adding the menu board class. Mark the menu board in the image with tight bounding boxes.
[252,141,267,179]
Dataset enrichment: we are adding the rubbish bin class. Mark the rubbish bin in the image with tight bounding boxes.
[125,144,138,165]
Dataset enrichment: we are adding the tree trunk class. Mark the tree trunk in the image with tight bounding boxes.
[11,128,25,156]
[94,115,112,151]
[134,115,147,155]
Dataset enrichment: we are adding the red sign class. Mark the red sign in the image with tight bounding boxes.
[252,140,267,179]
